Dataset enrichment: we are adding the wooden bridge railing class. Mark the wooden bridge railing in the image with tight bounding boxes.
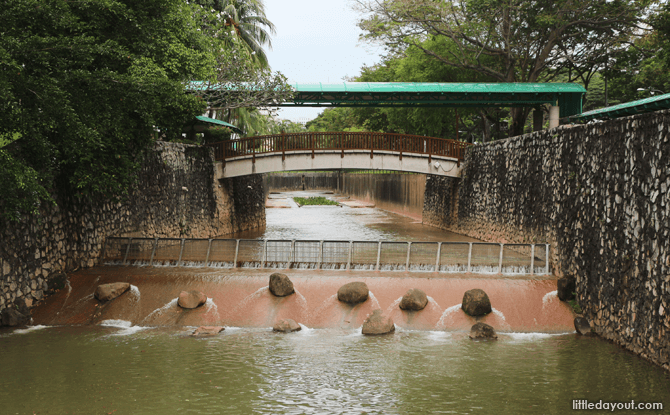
[205,132,471,166]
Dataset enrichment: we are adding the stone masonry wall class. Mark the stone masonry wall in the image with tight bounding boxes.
[424,110,670,371]
[0,141,265,314]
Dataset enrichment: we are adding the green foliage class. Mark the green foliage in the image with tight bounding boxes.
[357,0,654,136]
[293,197,339,206]
[568,298,583,315]
[203,126,233,143]
[0,0,224,221]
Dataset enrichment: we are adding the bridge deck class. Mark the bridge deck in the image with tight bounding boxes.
[206,132,470,178]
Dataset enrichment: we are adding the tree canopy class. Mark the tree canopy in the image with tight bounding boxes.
[0,0,286,222]
[355,0,657,136]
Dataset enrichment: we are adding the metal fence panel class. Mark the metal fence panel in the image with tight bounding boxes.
[208,239,237,265]
[439,242,470,272]
[409,242,439,271]
[180,239,210,264]
[102,237,131,263]
[152,238,183,266]
[351,241,378,269]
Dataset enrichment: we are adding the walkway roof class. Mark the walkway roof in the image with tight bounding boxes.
[183,116,242,134]
[569,93,670,122]
[284,82,585,118]
[191,81,586,118]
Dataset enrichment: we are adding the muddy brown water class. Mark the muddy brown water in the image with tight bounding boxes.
[3,190,669,414]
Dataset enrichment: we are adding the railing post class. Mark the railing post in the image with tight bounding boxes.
[311,132,315,159]
[261,240,267,269]
[346,241,352,270]
[545,244,550,275]
[252,137,256,165]
[498,243,504,274]
[457,141,461,167]
[405,242,412,271]
[399,134,403,161]
[177,238,185,266]
[281,131,286,162]
[341,133,344,159]
[435,242,442,272]
[428,138,432,164]
[234,239,240,268]
[530,244,535,275]
[288,240,295,270]
[122,238,132,266]
[317,240,323,270]
[205,239,212,266]
[370,132,374,159]
[375,241,382,271]
[467,242,473,273]
[149,237,158,266]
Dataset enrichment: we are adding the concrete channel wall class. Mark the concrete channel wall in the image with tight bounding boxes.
[0,141,265,315]
[265,172,425,220]
[425,110,670,371]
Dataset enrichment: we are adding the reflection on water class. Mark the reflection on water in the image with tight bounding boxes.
[0,326,668,415]
[233,191,478,242]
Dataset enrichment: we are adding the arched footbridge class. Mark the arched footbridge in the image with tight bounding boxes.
[206,132,471,178]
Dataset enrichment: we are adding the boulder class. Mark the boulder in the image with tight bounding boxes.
[273,319,302,333]
[557,276,576,301]
[461,289,492,316]
[94,282,131,302]
[337,282,369,304]
[191,326,225,337]
[469,322,498,340]
[399,288,428,311]
[269,273,294,297]
[362,309,395,335]
[1,308,30,327]
[178,290,208,309]
[574,317,592,335]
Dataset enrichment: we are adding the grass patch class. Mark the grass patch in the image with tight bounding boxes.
[568,297,582,314]
[294,196,339,206]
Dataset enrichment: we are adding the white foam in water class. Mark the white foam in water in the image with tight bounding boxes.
[470,265,500,274]
[129,285,140,304]
[378,264,406,271]
[491,307,506,322]
[204,298,221,321]
[385,296,403,314]
[542,290,558,306]
[439,264,467,273]
[426,296,441,310]
[427,330,452,342]
[437,304,462,328]
[504,332,568,341]
[242,261,262,269]
[100,320,150,336]
[132,260,151,267]
[298,323,314,334]
[408,264,435,272]
[142,298,178,324]
[501,266,531,275]
[209,262,235,269]
[320,263,346,270]
[351,264,375,271]
[12,325,50,335]
[181,261,208,268]
[368,291,381,309]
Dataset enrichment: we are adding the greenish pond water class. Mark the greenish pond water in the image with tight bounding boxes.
[1,325,668,414]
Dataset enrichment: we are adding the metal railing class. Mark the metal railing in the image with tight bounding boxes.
[205,132,470,165]
[102,237,550,275]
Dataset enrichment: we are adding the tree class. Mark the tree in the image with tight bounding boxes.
[0,0,217,221]
[356,0,655,136]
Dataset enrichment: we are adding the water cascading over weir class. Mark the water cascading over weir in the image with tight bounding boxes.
[30,236,575,333]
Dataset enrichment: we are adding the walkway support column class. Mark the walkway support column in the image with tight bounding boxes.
[533,108,544,132]
[549,106,560,129]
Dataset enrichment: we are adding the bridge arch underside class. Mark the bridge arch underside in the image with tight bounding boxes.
[216,150,460,178]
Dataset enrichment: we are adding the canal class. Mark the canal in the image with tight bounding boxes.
[1,190,668,414]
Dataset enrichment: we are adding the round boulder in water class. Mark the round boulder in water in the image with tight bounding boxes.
[337,282,369,304]
[362,309,395,335]
[191,326,224,337]
[94,282,131,302]
[269,273,294,297]
[469,322,497,340]
[273,319,302,333]
[178,290,207,309]
[399,288,428,311]
[1,308,30,327]
[461,289,492,316]
[574,317,592,335]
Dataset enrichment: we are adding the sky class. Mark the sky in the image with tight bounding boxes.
[263,0,383,123]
